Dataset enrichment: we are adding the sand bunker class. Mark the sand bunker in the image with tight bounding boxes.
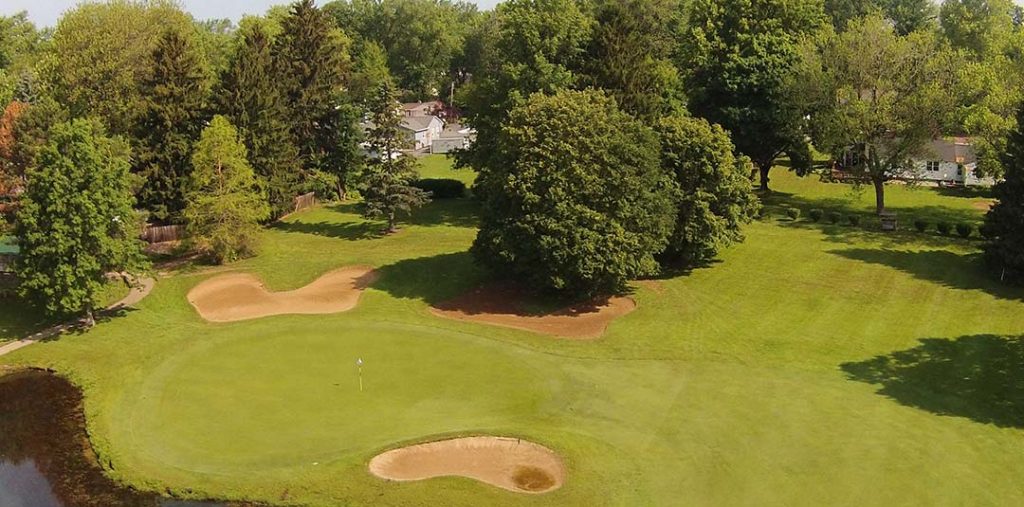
[187,266,378,322]
[369,436,565,494]
[430,284,635,339]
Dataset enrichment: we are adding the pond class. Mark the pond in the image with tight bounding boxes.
[0,370,251,507]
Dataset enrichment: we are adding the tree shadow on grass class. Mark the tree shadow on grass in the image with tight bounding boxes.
[372,251,487,305]
[830,248,1024,302]
[274,200,480,240]
[842,335,1024,428]
[761,186,989,228]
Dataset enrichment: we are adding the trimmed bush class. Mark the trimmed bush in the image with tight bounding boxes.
[913,219,928,233]
[412,178,467,199]
[956,223,973,239]
[808,209,823,222]
[786,207,801,221]
[937,221,952,235]
[827,211,841,224]
[847,214,861,226]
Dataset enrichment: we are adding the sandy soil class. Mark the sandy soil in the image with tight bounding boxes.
[973,200,996,211]
[368,436,566,494]
[187,266,378,323]
[429,284,636,339]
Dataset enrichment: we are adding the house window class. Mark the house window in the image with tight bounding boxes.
[926,161,941,172]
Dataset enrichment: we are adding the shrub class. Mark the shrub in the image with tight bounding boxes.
[847,214,861,226]
[303,170,340,201]
[913,219,928,233]
[411,178,467,199]
[937,221,952,235]
[979,222,996,239]
[808,209,823,222]
[827,211,841,224]
[956,223,973,239]
[786,207,801,220]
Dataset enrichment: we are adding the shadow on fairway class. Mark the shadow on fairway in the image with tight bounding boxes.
[842,335,1024,428]
[274,200,480,240]
[831,248,1024,301]
[373,251,486,305]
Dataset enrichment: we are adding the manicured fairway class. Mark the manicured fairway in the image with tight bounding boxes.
[3,163,1024,505]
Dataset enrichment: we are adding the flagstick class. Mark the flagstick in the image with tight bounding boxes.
[357,358,364,392]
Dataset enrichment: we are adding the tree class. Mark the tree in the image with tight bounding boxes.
[680,0,827,191]
[473,89,677,296]
[656,115,760,266]
[881,0,937,35]
[814,14,955,213]
[361,83,430,233]
[274,0,352,175]
[983,104,1024,285]
[218,23,302,218]
[4,96,68,191]
[183,116,270,264]
[940,0,1014,58]
[349,41,395,105]
[457,0,592,179]
[135,28,211,222]
[15,119,146,325]
[583,0,682,121]
[49,0,193,135]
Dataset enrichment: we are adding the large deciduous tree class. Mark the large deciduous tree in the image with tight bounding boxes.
[982,104,1024,285]
[457,0,592,178]
[472,89,677,296]
[361,82,430,233]
[218,23,302,218]
[274,0,352,176]
[15,119,146,325]
[135,28,211,222]
[183,116,270,264]
[657,115,760,266]
[49,0,193,135]
[680,0,827,191]
[813,14,954,213]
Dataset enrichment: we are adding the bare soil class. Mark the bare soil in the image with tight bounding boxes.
[429,283,635,339]
[187,266,378,323]
[368,436,565,494]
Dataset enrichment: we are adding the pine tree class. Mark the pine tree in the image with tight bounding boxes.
[219,23,301,218]
[361,83,430,234]
[15,119,147,324]
[135,28,210,222]
[183,116,270,264]
[983,104,1024,284]
[274,0,352,176]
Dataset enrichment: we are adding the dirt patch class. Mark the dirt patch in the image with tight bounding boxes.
[187,266,378,322]
[429,283,635,339]
[972,200,996,211]
[368,436,565,494]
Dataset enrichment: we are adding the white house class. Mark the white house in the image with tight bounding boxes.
[430,123,476,154]
[400,115,445,151]
[909,137,993,186]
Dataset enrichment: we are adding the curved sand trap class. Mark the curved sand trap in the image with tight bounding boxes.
[369,436,565,494]
[430,284,635,339]
[188,266,378,322]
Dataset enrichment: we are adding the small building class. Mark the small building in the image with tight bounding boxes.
[400,115,445,151]
[401,101,444,118]
[431,124,476,154]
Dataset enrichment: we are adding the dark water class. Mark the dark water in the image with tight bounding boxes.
[0,370,245,507]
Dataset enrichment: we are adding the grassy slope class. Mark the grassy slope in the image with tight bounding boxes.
[0,280,130,343]
[3,164,1024,506]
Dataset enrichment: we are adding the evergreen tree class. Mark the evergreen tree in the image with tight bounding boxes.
[361,83,430,233]
[183,116,270,264]
[219,23,301,218]
[274,0,352,175]
[135,28,211,222]
[15,119,147,325]
[983,104,1024,285]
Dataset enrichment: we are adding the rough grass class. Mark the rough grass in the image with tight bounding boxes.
[4,163,1024,506]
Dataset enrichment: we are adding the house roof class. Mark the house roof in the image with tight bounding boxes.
[400,116,442,132]
[921,137,976,164]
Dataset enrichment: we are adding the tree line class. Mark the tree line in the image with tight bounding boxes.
[1,0,1024,315]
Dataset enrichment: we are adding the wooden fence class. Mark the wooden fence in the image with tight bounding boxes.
[293,192,316,213]
[141,224,184,244]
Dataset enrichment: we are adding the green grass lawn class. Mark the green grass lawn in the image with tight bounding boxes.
[417,154,477,186]
[4,163,1024,506]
